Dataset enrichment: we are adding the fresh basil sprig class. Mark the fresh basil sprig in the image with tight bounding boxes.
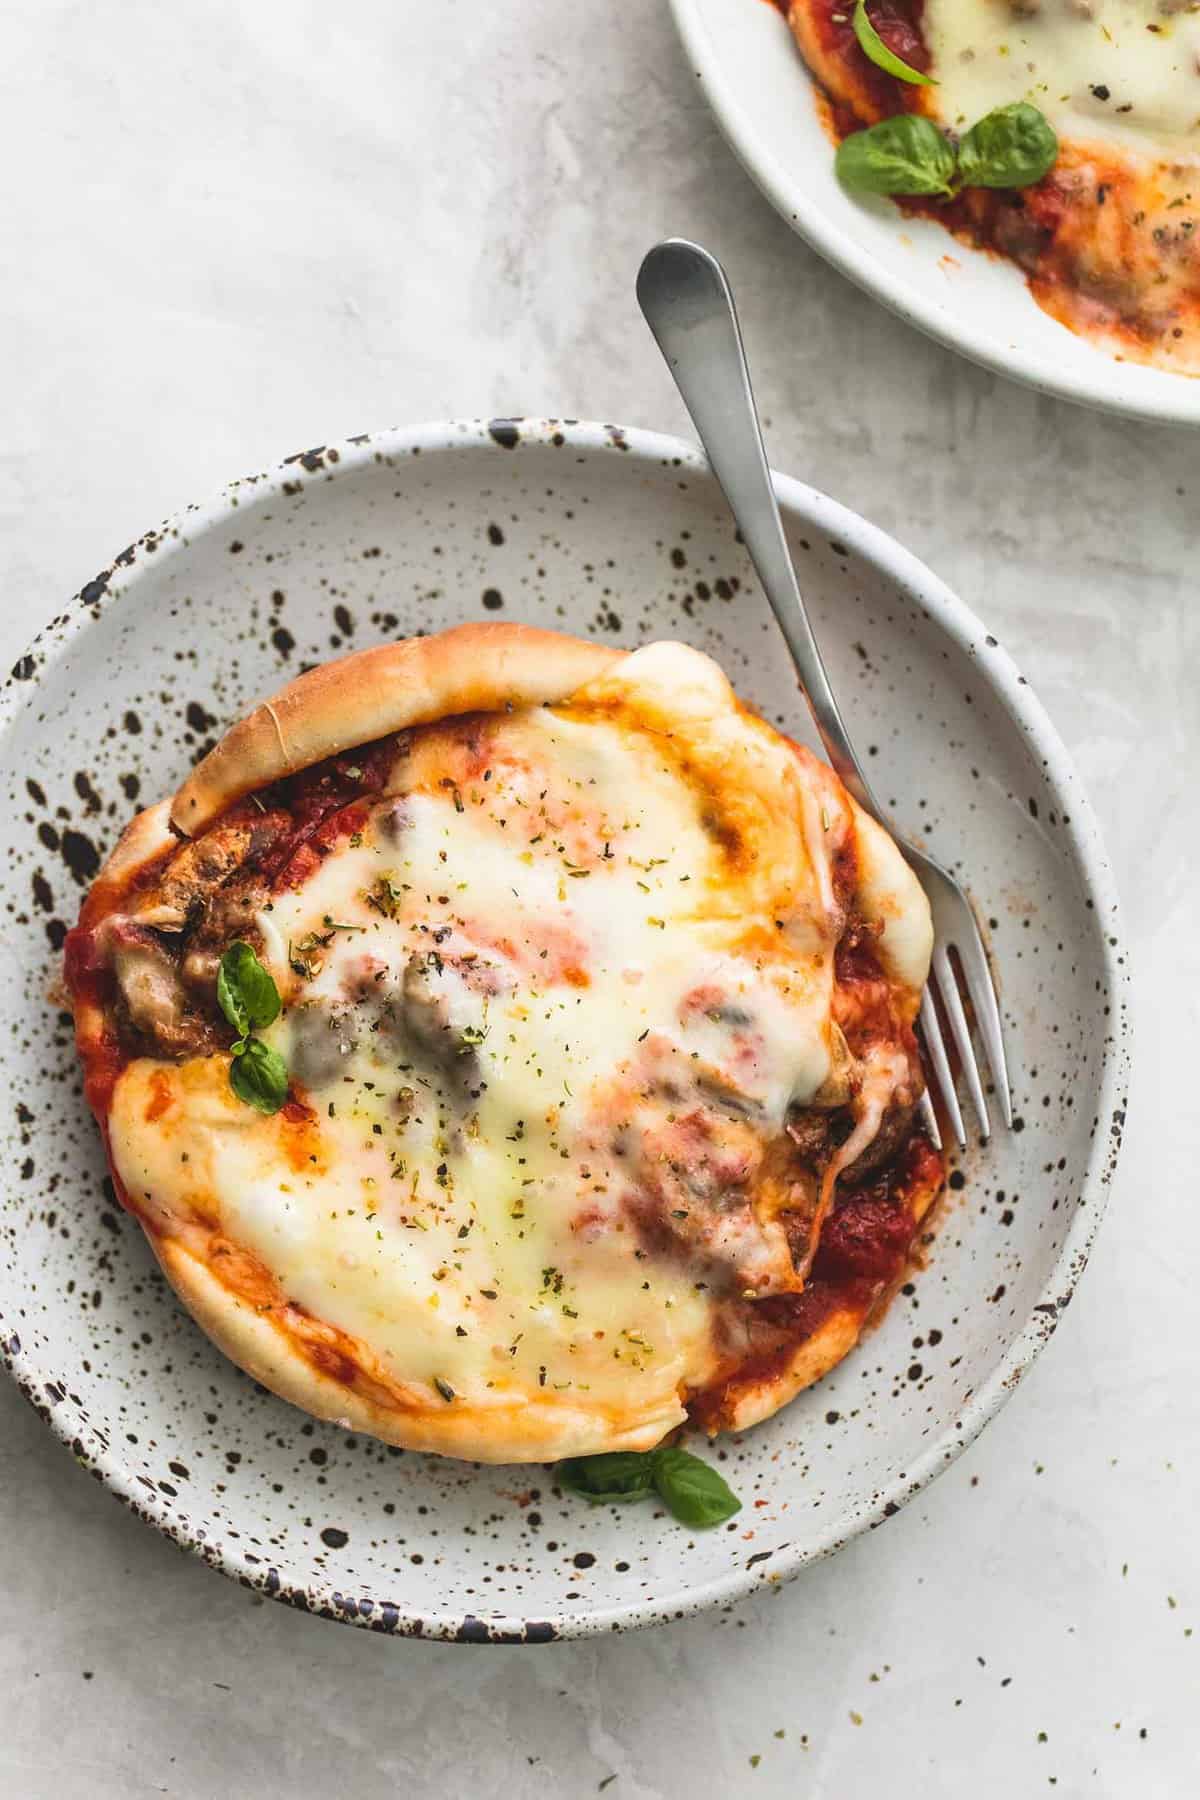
[852,0,933,87]
[957,102,1058,190]
[836,115,956,198]
[648,1446,742,1528]
[229,1035,289,1114]
[837,102,1057,201]
[217,942,288,1115]
[558,1451,657,1504]
[558,1444,741,1529]
[217,940,282,1037]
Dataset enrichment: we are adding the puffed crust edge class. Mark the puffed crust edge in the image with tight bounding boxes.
[170,621,626,836]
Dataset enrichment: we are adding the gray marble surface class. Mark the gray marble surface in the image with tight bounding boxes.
[1,2,1195,1794]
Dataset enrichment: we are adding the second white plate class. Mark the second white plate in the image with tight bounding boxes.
[670,0,1200,425]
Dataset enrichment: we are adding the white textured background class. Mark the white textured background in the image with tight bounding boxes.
[2,3,1196,1795]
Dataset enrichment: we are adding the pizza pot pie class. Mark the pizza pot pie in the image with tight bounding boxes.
[785,0,1200,375]
[64,621,943,1464]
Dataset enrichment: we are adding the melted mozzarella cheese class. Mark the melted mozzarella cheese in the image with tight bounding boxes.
[106,643,929,1437]
[927,0,1200,159]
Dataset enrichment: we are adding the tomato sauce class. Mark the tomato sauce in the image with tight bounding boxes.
[260,734,402,889]
[690,1129,943,1429]
[62,926,125,1117]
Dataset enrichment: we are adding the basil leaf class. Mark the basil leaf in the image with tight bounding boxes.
[957,102,1057,190]
[835,115,956,198]
[650,1447,742,1529]
[852,0,933,86]
[217,941,281,1035]
[229,1035,289,1114]
[557,1451,656,1504]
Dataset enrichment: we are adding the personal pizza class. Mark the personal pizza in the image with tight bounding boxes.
[64,622,943,1465]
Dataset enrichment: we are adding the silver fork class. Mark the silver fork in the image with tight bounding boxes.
[637,238,1012,1148]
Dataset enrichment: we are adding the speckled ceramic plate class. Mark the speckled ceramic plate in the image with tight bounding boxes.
[0,420,1128,1641]
[670,0,1200,425]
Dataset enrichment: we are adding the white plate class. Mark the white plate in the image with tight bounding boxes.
[670,0,1200,425]
[0,420,1129,1640]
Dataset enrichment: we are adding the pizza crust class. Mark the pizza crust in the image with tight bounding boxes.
[171,621,625,836]
[153,1232,684,1463]
[786,0,899,124]
[721,1307,864,1433]
[720,1170,944,1432]
[850,804,933,995]
[94,797,178,889]
[68,798,177,1067]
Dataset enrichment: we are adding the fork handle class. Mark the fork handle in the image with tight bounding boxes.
[637,238,887,828]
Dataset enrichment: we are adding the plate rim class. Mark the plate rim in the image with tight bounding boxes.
[668,0,1200,427]
[0,417,1132,1641]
